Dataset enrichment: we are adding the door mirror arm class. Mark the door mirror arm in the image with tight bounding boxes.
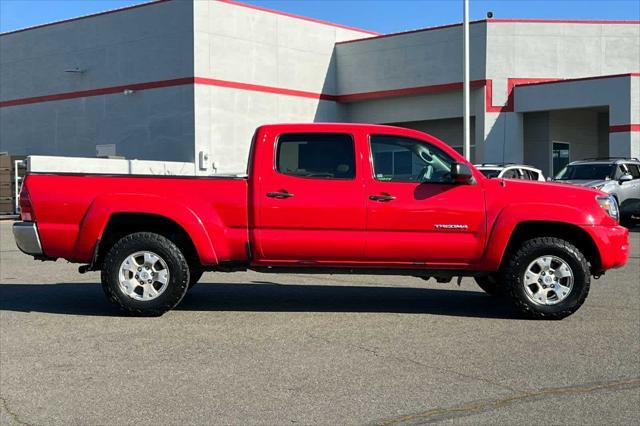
[451,162,474,185]
[619,173,633,183]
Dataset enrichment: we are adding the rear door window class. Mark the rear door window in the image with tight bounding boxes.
[276,133,355,179]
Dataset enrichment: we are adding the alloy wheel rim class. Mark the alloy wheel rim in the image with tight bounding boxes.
[523,255,574,306]
[118,251,170,301]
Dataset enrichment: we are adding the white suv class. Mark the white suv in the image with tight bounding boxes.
[475,164,545,181]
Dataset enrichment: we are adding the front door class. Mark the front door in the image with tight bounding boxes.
[364,134,486,266]
[251,131,366,263]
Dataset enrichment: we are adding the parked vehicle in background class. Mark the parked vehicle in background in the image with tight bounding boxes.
[13,124,629,319]
[554,158,640,222]
[475,164,545,181]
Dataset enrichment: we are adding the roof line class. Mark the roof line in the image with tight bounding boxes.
[336,18,640,45]
[0,0,172,36]
[217,0,380,35]
[336,20,485,44]
[488,18,640,24]
[514,72,640,88]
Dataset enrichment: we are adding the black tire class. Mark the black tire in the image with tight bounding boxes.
[188,267,204,289]
[101,232,190,316]
[474,274,504,297]
[502,237,590,320]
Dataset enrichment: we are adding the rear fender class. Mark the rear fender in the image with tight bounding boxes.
[480,203,595,270]
[72,194,219,265]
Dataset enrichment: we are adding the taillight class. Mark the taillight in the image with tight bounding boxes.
[19,184,35,222]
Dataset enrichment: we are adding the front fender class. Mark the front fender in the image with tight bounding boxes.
[72,193,219,265]
[479,202,597,271]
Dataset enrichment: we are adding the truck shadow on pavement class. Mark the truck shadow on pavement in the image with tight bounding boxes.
[0,282,523,319]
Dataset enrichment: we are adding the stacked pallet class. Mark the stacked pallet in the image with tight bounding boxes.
[0,153,26,215]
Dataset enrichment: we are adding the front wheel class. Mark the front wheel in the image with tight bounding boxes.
[502,237,590,320]
[474,274,504,297]
[101,232,190,316]
[188,267,204,289]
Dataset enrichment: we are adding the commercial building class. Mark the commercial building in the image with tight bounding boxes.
[1,0,638,177]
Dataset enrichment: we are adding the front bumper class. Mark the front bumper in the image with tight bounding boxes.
[12,221,44,256]
[583,225,629,271]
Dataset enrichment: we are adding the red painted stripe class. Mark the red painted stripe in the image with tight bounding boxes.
[0,78,194,107]
[1,73,637,111]
[1,0,172,36]
[336,18,640,44]
[515,73,640,88]
[193,77,339,101]
[337,18,639,45]
[0,0,379,38]
[489,18,640,25]
[217,0,380,35]
[336,21,484,45]
[609,124,640,133]
[336,80,486,102]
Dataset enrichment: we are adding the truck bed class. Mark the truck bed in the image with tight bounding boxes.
[25,173,249,263]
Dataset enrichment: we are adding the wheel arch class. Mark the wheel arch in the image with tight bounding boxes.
[96,213,201,270]
[73,194,219,267]
[501,221,601,273]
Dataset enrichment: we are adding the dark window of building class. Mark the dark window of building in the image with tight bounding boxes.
[370,135,454,183]
[276,133,355,179]
[552,142,570,175]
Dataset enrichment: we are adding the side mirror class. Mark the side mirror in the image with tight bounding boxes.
[546,176,553,182]
[451,162,474,184]
[619,173,633,183]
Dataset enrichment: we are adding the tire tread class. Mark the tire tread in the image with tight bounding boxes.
[101,232,190,316]
[502,236,590,320]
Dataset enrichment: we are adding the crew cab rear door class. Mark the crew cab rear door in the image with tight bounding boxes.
[250,129,366,263]
[363,134,486,265]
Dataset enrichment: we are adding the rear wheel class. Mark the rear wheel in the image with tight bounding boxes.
[502,237,590,320]
[474,274,504,297]
[101,232,190,316]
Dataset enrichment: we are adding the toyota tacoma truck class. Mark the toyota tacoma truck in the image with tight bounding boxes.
[13,123,629,319]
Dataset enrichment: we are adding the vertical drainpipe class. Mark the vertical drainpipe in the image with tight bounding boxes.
[463,0,471,161]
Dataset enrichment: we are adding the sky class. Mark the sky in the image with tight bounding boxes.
[1,0,639,34]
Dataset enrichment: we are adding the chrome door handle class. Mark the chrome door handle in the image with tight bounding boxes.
[267,191,294,199]
[369,194,396,202]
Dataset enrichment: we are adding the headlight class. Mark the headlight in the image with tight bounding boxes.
[596,195,619,222]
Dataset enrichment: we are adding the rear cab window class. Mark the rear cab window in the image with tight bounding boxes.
[276,133,355,179]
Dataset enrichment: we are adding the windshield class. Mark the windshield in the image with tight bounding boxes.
[555,164,615,180]
[478,169,501,178]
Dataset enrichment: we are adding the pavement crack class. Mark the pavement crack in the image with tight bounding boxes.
[0,395,33,426]
[305,334,519,393]
[375,376,640,425]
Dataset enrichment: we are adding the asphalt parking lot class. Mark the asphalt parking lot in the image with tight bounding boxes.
[0,220,638,425]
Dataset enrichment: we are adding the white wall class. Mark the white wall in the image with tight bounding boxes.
[0,0,196,161]
[192,0,371,174]
[335,24,487,95]
[480,21,640,165]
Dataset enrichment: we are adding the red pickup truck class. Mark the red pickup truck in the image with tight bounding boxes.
[13,123,629,319]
